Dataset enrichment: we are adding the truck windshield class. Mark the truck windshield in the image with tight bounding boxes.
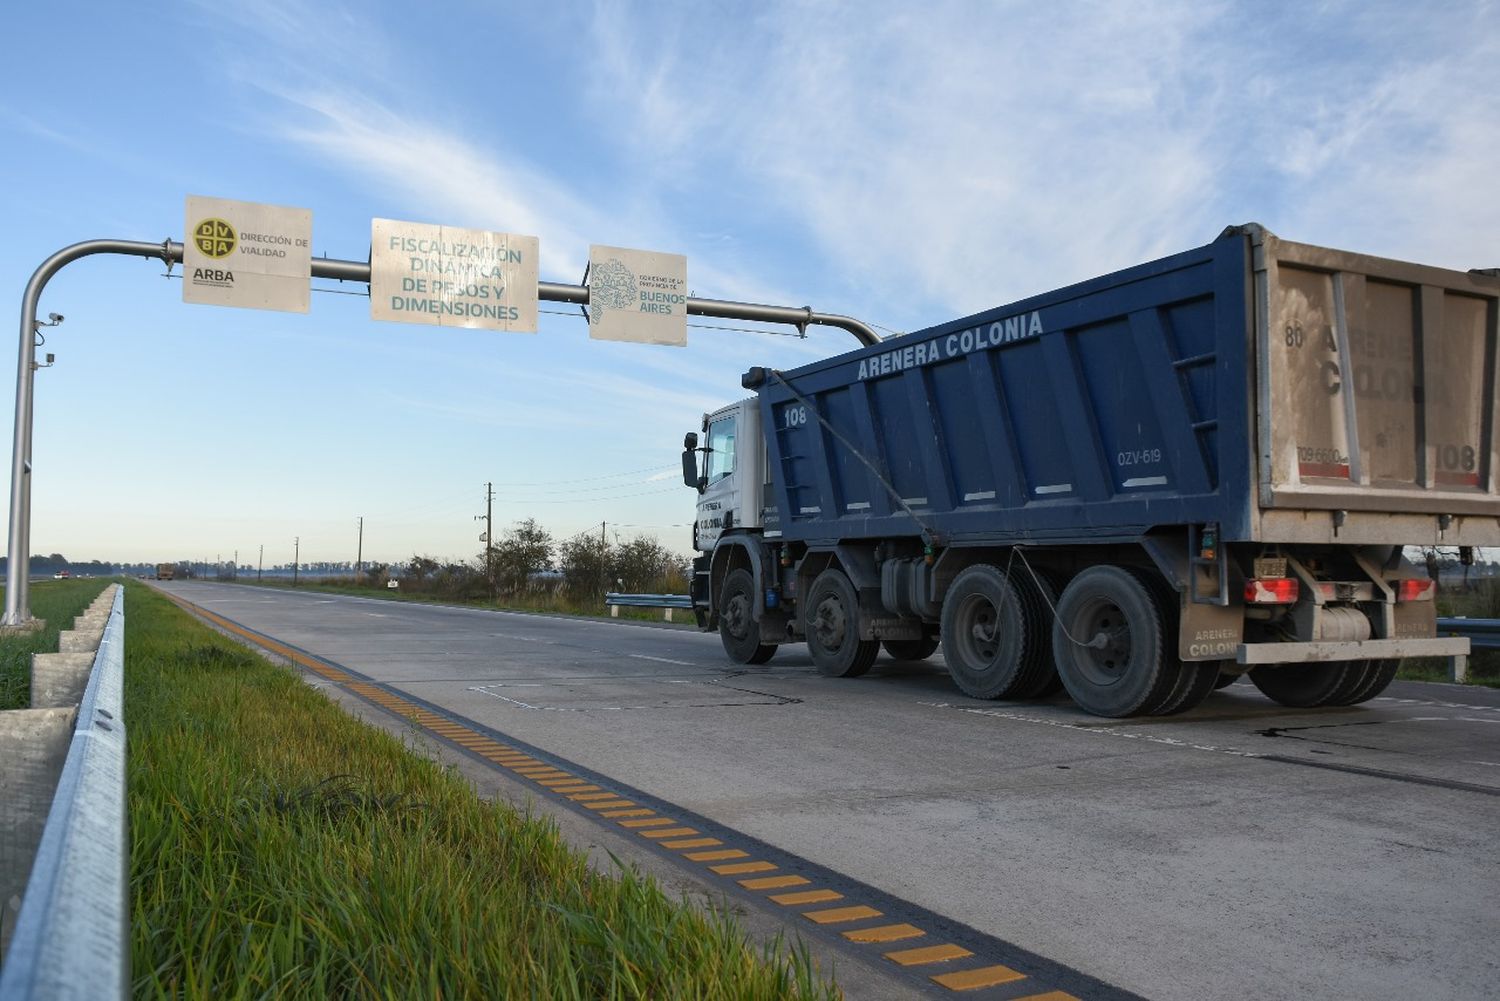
[706,416,736,483]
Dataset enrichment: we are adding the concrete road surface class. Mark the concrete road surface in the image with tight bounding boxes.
[154,581,1500,1001]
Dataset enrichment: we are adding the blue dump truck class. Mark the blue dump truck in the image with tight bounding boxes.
[682,225,1498,717]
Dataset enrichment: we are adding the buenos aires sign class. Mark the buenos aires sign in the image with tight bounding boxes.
[183,196,312,312]
[370,219,539,332]
[587,245,688,346]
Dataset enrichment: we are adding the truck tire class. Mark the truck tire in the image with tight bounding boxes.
[806,569,879,678]
[1247,661,1363,707]
[940,565,1046,699]
[1052,566,1177,717]
[1328,658,1399,706]
[1128,569,1213,716]
[718,569,777,665]
[1015,567,1064,698]
[1212,667,1240,689]
[883,635,939,661]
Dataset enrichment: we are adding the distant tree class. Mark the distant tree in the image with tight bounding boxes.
[611,535,675,592]
[403,555,441,586]
[558,535,611,598]
[492,519,553,595]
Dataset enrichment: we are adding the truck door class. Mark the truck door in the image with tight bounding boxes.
[697,411,740,550]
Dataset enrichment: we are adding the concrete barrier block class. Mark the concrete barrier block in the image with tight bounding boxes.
[30,652,95,709]
[0,706,77,957]
[57,631,99,654]
[73,614,108,632]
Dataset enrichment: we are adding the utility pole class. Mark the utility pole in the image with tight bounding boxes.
[476,482,494,599]
[293,536,299,587]
[356,516,364,581]
[600,520,608,598]
[258,544,263,581]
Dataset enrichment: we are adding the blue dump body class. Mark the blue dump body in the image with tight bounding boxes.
[756,230,1254,545]
[751,225,1500,548]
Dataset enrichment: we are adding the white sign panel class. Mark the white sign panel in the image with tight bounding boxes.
[587,245,688,347]
[183,196,311,312]
[370,219,539,332]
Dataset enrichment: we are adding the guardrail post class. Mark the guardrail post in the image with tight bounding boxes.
[1449,652,1468,684]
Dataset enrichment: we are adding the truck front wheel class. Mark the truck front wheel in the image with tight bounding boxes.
[719,569,776,665]
[806,569,879,678]
[1052,566,1177,717]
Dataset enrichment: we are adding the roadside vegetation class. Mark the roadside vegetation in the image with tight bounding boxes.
[123,581,836,998]
[0,576,109,710]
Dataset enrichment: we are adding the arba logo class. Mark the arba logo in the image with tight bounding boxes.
[193,217,236,259]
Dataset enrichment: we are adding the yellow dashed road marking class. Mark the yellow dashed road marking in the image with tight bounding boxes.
[685,848,749,862]
[584,799,636,810]
[710,860,773,875]
[619,817,673,829]
[843,923,926,944]
[639,827,699,839]
[803,905,883,925]
[660,837,722,849]
[600,808,653,818]
[770,889,843,906]
[885,943,973,966]
[740,875,810,891]
[931,965,1029,991]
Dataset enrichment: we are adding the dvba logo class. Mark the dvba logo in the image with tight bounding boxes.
[193,217,236,259]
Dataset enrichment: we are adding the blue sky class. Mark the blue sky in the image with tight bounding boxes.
[1,1,1495,567]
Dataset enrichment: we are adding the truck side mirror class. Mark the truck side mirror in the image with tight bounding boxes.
[682,432,701,490]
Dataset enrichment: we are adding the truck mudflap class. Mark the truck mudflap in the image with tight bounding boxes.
[1236,636,1469,665]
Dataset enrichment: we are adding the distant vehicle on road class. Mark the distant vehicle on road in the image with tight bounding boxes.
[155,563,176,580]
[52,569,70,579]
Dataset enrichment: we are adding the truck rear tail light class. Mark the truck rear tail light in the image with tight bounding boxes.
[1396,579,1436,602]
[1245,578,1298,604]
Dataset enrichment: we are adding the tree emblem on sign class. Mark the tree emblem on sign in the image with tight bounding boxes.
[193,218,236,259]
[588,258,637,325]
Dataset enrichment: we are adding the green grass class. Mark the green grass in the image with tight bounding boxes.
[123,582,837,999]
[0,577,112,710]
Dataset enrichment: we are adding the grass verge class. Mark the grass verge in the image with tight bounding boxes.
[0,577,111,710]
[124,581,837,999]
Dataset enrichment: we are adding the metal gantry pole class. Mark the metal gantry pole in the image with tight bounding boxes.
[4,240,880,626]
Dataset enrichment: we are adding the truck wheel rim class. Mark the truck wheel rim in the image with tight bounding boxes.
[1075,598,1131,685]
[814,596,846,650]
[954,593,999,666]
[723,591,750,639]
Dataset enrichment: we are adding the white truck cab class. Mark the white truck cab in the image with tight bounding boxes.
[684,400,764,552]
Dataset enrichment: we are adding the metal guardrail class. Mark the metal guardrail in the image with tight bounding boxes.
[604,593,694,609]
[0,586,127,1000]
[604,593,693,622]
[1437,617,1500,650]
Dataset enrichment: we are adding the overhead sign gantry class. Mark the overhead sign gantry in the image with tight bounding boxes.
[2,195,881,626]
